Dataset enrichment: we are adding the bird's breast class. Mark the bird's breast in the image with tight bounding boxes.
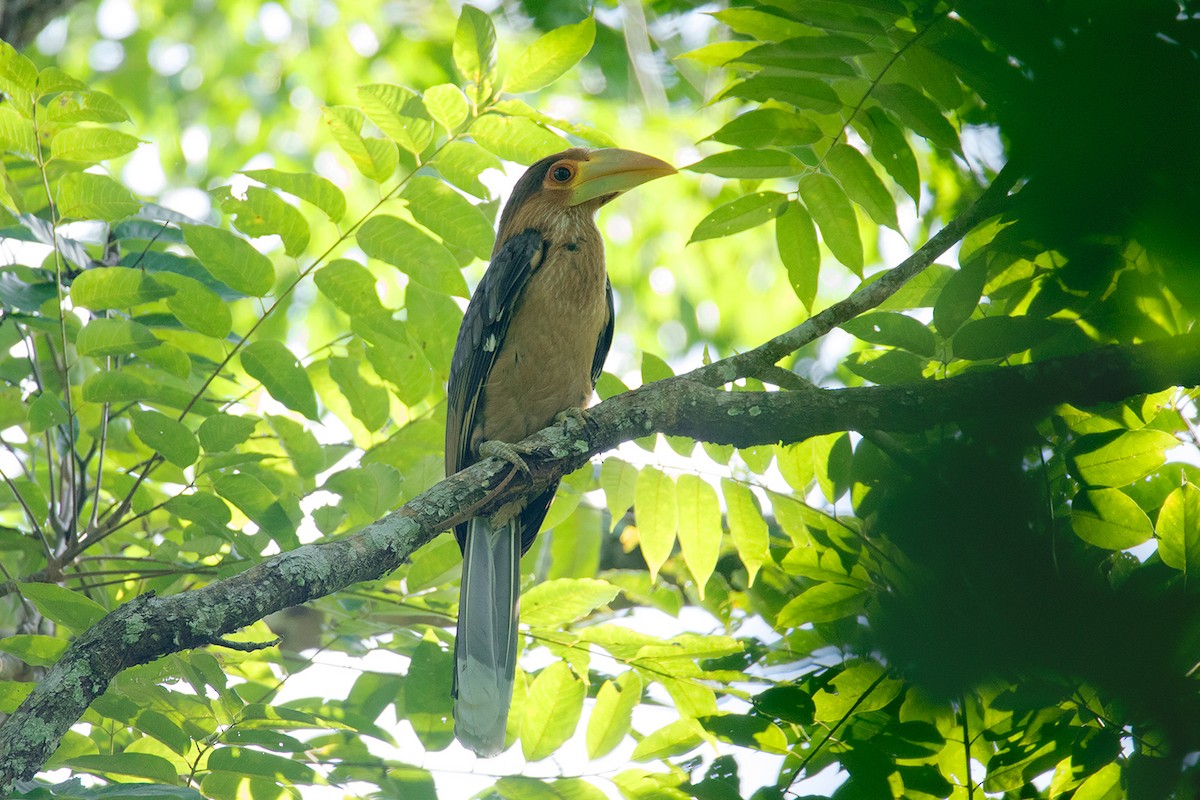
[478,242,608,447]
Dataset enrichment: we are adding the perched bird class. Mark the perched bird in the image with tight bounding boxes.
[446,147,674,756]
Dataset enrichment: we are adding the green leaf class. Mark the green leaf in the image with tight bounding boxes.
[57,172,139,221]
[71,267,173,309]
[50,126,140,163]
[708,108,822,149]
[799,173,862,273]
[141,341,192,380]
[722,479,770,585]
[329,357,390,432]
[712,8,811,40]
[206,746,317,783]
[753,684,815,725]
[356,215,468,297]
[677,40,757,66]
[198,414,258,452]
[42,89,130,125]
[953,316,1066,360]
[1073,488,1154,549]
[240,340,319,420]
[0,107,35,157]
[76,318,160,357]
[521,661,585,761]
[873,83,960,153]
[723,75,843,114]
[402,175,494,262]
[699,714,788,754]
[1159,483,1200,582]
[470,113,571,164]
[314,259,387,319]
[675,475,721,598]
[685,149,804,179]
[586,671,642,759]
[522,578,620,628]
[65,753,179,785]
[358,317,435,405]
[776,202,820,311]
[860,105,920,201]
[423,83,470,132]
[505,17,596,94]
[689,192,788,244]
[215,185,310,257]
[268,414,325,479]
[165,492,232,529]
[0,40,37,105]
[358,83,434,154]
[18,582,107,634]
[1073,429,1178,487]
[244,168,346,222]
[600,457,638,523]
[404,632,454,751]
[0,634,69,667]
[432,140,503,200]
[813,662,902,722]
[631,718,704,762]
[82,370,151,403]
[777,582,868,625]
[182,223,274,297]
[453,5,498,87]
[932,259,987,336]
[28,393,69,434]
[322,105,398,182]
[841,311,936,356]
[826,143,899,231]
[635,467,677,582]
[406,534,462,592]
[153,272,232,338]
[131,408,199,468]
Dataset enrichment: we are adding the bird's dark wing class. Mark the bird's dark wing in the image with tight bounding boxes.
[591,277,615,387]
[446,229,546,545]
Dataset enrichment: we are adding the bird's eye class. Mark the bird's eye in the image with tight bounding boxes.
[551,165,573,182]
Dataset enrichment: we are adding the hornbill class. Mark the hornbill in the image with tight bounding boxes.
[446,147,675,756]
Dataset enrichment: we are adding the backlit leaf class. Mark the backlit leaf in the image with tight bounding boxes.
[776,201,820,310]
[76,318,160,357]
[689,191,788,243]
[453,5,498,87]
[358,83,434,155]
[799,173,862,273]
[675,475,721,598]
[522,578,620,628]
[57,172,139,221]
[402,175,494,262]
[182,223,274,297]
[707,108,822,149]
[723,479,769,585]
[506,17,596,94]
[1073,488,1154,549]
[777,582,868,625]
[586,671,642,759]
[19,582,106,634]
[131,407,199,467]
[71,267,173,309]
[685,149,804,179]
[635,467,677,582]
[1159,482,1200,582]
[826,143,899,231]
[1073,429,1178,488]
[356,214,468,297]
[240,340,319,420]
[244,168,346,222]
[471,113,571,165]
[521,661,585,761]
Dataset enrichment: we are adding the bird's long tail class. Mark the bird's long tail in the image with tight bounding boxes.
[453,516,521,756]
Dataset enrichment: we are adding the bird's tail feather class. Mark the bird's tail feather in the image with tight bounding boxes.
[453,516,520,757]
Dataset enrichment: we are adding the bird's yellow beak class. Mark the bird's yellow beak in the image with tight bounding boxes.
[567,148,676,207]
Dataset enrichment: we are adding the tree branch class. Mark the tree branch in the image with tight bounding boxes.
[3,328,1199,790]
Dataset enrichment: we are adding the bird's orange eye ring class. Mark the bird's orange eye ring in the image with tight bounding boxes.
[550,162,575,183]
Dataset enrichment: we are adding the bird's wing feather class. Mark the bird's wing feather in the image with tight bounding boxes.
[591,277,615,388]
[446,229,546,547]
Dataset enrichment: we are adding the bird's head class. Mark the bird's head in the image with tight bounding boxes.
[496,147,675,247]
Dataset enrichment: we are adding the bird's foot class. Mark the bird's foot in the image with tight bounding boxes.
[478,440,534,478]
[554,407,590,432]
